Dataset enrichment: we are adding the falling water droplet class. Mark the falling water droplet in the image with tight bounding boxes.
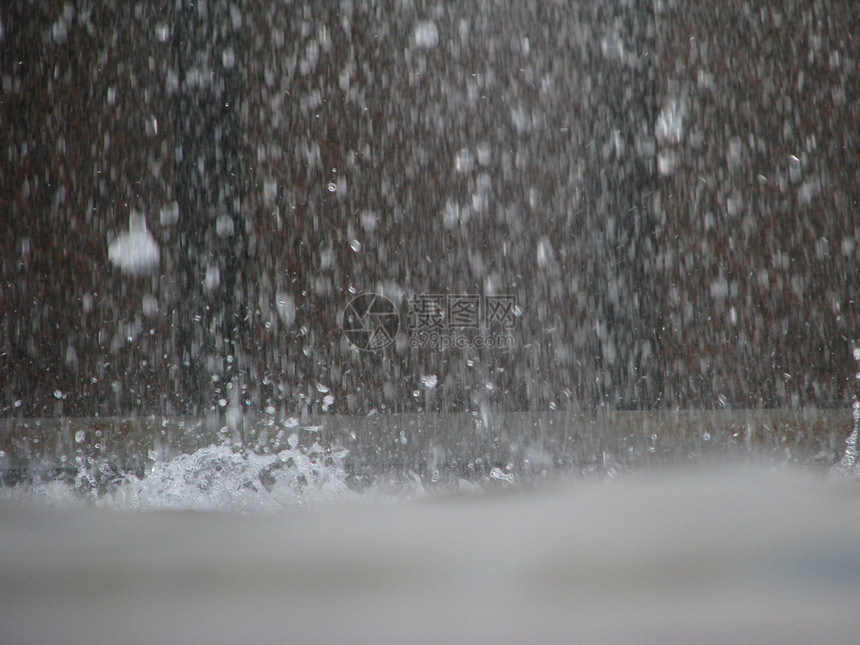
[421,374,438,389]
[413,20,439,49]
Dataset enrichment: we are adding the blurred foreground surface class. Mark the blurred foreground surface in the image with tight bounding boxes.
[2,466,860,645]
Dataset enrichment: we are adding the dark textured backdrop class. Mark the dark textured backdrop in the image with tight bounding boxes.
[1,0,858,419]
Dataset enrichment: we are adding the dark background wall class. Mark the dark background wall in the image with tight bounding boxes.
[655,0,860,407]
[1,0,858,419]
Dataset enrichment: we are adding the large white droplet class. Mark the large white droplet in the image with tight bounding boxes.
[414,20,439,49]
[108,211,159,275]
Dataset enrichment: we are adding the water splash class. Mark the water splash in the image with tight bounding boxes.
[1,443,354,512]
[831,345,860,479]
